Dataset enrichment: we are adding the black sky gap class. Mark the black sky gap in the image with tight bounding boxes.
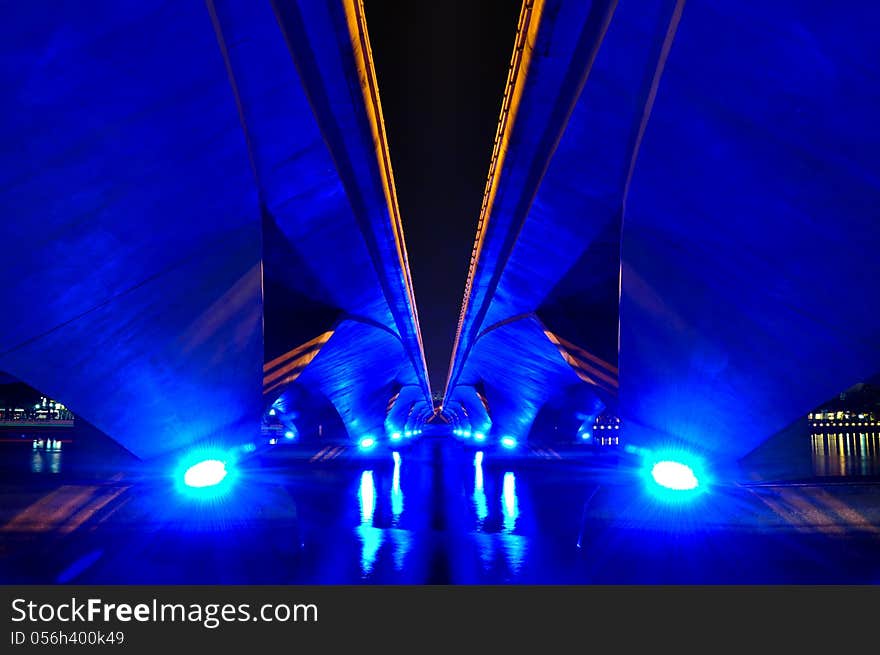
[363,1,522,394]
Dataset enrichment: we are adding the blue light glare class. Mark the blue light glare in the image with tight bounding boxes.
[184,459,227,488]
[175,449,237,500]
[463,430,472,438]
[390,432,402,442]
[268,408,276,416]
[359,437,376,450]
[643,450,709,503]
[500,436,517,449]
[284,430,295,440]
[473,431,485,442]
[651,460,699,490]
[404,430,413,438]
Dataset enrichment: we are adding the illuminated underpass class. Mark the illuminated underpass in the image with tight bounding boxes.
[2,0,880,585]
[443,0,880,481]
[0,0,431,466]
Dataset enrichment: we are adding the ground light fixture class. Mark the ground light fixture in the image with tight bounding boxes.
[651,460,698,490]
[176,449,237,500]
[184,459,227,488]
[359,436,376,450]
[473,432,485,442]
[500,436,517,449]
[389,432,402,443]
[642,450,708,503]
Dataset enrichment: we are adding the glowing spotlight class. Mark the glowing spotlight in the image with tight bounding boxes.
[473,432,485,442]
[500,436,517,449]
[359,437,376,450]
[284,430,295,440]
[183,459,227,489]
[404,430,413,438]
[268,408,276,416]
[651,460,698,491]
[390,432,402,442]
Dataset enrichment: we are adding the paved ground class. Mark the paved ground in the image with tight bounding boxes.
[2,434,880,584]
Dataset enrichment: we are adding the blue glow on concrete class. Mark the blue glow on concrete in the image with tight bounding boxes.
[358,436,376,450]
[500,436,517,449]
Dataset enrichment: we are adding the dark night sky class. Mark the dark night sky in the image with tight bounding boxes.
[363,1,522,394]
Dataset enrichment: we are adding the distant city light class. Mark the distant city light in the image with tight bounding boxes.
[500,436,517,449]
[183,460,227,489]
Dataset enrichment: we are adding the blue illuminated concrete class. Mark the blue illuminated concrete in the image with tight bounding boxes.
[0,1,429,459]
[445,0,880,468]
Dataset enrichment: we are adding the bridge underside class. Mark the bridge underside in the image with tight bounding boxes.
[0,0,429,460]
[445,0,880,467]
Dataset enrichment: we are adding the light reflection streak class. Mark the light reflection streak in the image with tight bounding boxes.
[473,451,488,526]
[391,452,404,523]
[502,471,518,532]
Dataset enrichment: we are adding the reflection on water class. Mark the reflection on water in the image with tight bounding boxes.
[501,472,518,532]
[356,470,383,575]
[500,472,526,573]
[30,439,63,474]
[389,528,412,572]
[359,470,376,523]
[391,452,404,523]
[811,432,880,477]
[355,458,412,576]
[473,451,488,526]
[470,459,528,576]
[388,453,410,570]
